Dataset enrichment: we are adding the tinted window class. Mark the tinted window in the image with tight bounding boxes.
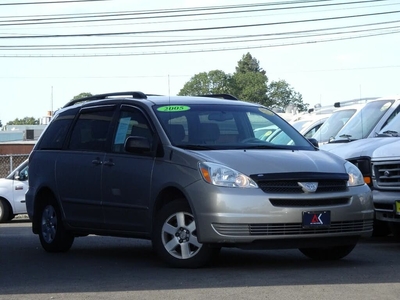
[36,111,76,150]
[68,108,114,152]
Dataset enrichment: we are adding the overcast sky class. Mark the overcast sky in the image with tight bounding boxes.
[1,0,399,124]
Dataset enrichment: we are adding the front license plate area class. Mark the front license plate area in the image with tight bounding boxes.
[395,201,400,215]
[302,211,331,228]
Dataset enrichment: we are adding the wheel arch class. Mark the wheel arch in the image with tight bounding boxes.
[32,187,58,234]
[151,187,189,232]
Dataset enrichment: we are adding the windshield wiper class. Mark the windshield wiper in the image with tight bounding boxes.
[339,134,352,140]
[328,134,357,143]
[241,144,285,150]
[177,144,216,150]
[376,130,398,137]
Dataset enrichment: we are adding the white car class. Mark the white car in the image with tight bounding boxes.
[0,159,29,222]
[290,114,330,138]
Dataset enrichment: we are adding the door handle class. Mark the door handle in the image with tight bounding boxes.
[103,160,115,167]
[92,158,102,165]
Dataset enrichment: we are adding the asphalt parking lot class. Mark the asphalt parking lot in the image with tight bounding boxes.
[1,216,400,300]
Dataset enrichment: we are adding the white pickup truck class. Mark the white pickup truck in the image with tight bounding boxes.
[321,108,400,236]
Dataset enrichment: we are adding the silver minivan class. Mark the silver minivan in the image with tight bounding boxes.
[26,92,373,268]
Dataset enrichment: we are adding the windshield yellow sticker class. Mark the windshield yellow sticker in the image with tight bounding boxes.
[396,201,400,214]
[158,105,190,112]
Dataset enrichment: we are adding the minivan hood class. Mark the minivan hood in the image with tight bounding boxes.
[322,137,400,159]
[186,149,346,175]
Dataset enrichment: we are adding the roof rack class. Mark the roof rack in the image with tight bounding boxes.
[63,91,147,108]
[333,97,379,108]
[196,94,238,100]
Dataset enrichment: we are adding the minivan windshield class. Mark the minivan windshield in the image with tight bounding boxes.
[331,100,394,142]
[153,104,314,150]
[311,108,357,144]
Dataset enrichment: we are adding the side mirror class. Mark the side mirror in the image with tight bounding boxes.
[125,136,152,155]
[308,138,319,148]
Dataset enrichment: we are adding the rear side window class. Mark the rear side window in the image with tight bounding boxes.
[68,108,114,152]
[36,112,76,150]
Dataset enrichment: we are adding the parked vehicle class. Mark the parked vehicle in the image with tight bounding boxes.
[0,159,28,222]
[312,104,366,145]
[371,139,400,237]
[320,96,400,152]
[290,113,330,138]
[26,92,373,268]
[320,111,400,236]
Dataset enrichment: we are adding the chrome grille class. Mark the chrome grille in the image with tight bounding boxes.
[373,161,400,189]
[213,220,373,237]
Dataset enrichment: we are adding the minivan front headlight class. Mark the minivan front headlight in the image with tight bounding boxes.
[199,162,258,188]
[345,161,365,187]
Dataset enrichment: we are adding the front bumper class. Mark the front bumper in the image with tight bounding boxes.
[373,190,400,223]
[186,182,374,245]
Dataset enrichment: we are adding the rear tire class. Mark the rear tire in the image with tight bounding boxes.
[152,200,219,268]
[38,197,74,252]
[0,199,10,223]
[299,244,357,260]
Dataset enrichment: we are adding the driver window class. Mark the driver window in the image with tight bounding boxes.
[113,108,153,153]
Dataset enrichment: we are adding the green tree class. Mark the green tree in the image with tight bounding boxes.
[235,52,266,75]
[178,70,232,96]
[72,92,93,100]
[267,80,309,112]
[7,117,39,125]
[177,52,308,110]
[231,53,269,105]
[232,72,269,104]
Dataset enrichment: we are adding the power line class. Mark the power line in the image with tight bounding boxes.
[0,0,389,26]
[1,20,398,50]
[0,0,398,57]
[1,9,399,39]
[0,0,109,6]
[1,28,398,57]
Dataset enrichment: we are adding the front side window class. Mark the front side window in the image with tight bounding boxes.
[154,104,313,150]
[113,106,153,153]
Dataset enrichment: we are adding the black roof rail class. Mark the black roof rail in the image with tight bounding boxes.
[63,91,147,108]
[196,94,238,100]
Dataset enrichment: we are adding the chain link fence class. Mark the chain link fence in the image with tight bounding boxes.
[0,154,29,178]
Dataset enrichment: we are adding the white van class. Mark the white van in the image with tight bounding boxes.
[312,104,366,145]
[320,96,400,151]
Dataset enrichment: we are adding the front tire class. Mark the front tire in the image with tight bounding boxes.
[38,198,74,252]
[299,244,357,260]
[152,200,219,268]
